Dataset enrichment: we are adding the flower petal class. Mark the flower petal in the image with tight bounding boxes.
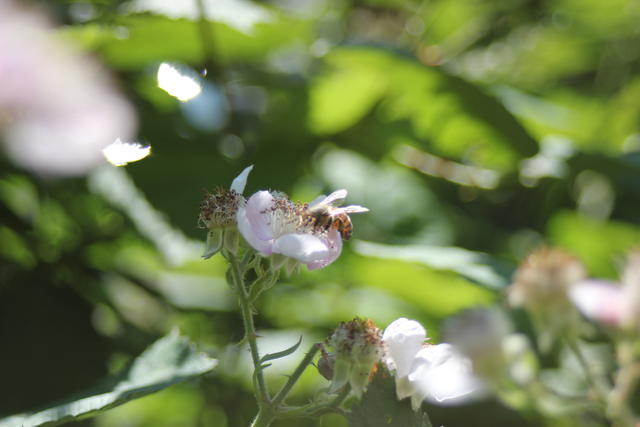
[272,233,329,262]
[237,204,273,255]
[409,344,483,405]
[382,318,426,378]
[306,229,342,270]
[230,165,254,194]
[569,279,624,326]
[244,191,276,240]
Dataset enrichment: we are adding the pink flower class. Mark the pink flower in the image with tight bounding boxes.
[570,252,640,331]
[0,1,136,177]
[236,189,366,270]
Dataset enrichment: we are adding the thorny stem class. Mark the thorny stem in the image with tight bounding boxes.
[224,250,270,404]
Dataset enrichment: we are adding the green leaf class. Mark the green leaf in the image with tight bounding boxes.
[0,331,217,427]
[309,47,538,172]
[347,371,432,427]
[260,335,303,364]
[353,240,513,290]
[64,14,310,70]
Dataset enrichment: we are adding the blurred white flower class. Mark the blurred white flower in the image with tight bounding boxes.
[102,139,151,166]
[382,318,483,409]
[0,1,137,177]
[570,252,640,331]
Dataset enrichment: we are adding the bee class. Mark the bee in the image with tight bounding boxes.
[304,189,368,240]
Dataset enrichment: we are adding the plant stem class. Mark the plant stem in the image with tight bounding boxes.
[225,250,270,404]
[272,343,321,407]
[608,340,640,427]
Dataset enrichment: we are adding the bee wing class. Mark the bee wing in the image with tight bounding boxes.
[338,205,369,214]
[308,189,348,209]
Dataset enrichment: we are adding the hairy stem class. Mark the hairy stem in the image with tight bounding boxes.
[224,250,270,404]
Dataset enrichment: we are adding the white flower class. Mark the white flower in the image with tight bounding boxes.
[382,318,482,409]
[237,189,365,270]
[199,165,253,258]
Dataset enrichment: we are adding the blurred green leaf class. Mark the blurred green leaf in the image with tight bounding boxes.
[310,48,538,171]
[548,211,640,277]
[354,240,513,290]
[0,331,217,427]
[65,13,310,69]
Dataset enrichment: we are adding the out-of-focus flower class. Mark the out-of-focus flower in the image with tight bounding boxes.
[508,247,586,350]
[199,166,253,258]
[383,318,483,410]
[327,318,383,398]
[237,189,367,270]
[570,252,640,332]
[0,1,137,177]
[443,309,510,379]
[444,309,537,391]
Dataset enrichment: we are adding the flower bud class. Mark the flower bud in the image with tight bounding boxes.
[327,318,383,397]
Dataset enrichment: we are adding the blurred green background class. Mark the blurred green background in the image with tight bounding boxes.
[2,0,640,426]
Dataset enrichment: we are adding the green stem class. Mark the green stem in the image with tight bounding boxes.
[272,343,322,407]
[224,250,270,404]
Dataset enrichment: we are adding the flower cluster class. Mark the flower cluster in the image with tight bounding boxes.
[200,166,368,269]
[321,317,482,409]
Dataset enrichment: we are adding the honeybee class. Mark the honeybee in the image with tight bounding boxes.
[304,189,368,240]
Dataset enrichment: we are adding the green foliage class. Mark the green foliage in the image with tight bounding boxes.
[2,0,640,425]
[0,332,217,427]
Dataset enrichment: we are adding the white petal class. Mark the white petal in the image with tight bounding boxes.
[102,139,151,166]
[244,191,276,240]
[230,165,254,194]
[569,279,624,326]
[272,233,329,262]
[382,318,426,378]
[237,205,273,255]
[409,344,483,405]
[306,228,342,270]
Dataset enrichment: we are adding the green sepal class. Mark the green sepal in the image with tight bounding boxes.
[224,228,240,254]
[330,358,352,393]
[260,336,303,363]
[284,257,300,276]
[202,229,224,259]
